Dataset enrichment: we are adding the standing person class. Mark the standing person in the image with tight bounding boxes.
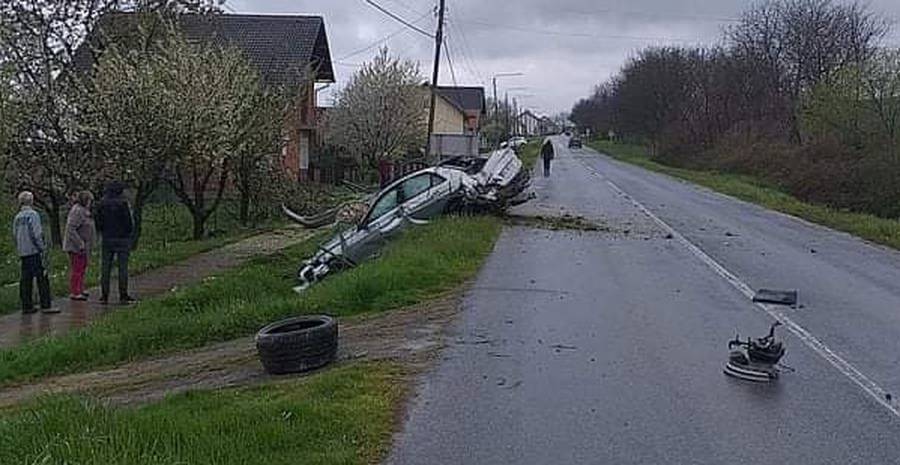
[63,191,95,301]
[541,138,555,177]
[95,182,137,305]
[12,191,55,313]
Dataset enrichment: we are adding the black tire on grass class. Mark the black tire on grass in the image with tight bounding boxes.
[255,315,338,375]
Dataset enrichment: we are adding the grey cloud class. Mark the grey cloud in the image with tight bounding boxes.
[231,0,900,114]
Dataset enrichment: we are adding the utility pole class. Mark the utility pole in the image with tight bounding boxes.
[425,0,446,158]
[490,72,523,148]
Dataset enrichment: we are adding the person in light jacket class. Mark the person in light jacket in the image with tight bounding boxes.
[12,191,55,313]
[63,191,95,301]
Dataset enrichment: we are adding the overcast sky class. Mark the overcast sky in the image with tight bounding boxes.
[229,0,900,115]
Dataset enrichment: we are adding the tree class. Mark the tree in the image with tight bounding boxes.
[78,14,178,246]
[0,0,121,246]
[229,73,297,226]
[160,34,267,239]
[726,0,887,141]
[329,47,426,179]
[803,50,900,161]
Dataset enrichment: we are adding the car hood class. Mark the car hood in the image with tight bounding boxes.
[472,148,522,188]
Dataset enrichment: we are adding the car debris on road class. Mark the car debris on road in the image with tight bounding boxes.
[723,322,787,383]
[284,148,534,291]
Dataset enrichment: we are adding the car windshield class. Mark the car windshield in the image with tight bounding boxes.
[366,189,399,223]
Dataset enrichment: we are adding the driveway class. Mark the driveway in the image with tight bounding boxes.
[387,137,900,464]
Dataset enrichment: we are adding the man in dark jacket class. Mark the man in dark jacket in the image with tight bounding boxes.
[541,139,555,177]
[95,182,136,304]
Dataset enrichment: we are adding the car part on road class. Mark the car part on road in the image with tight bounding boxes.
[256,315,338,375]
[752,289,799,306]
[287,149,532,291]
[723,322,786,383]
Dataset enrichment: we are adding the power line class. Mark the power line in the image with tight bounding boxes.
[551,7,739,23]
[451,18,702,43]
[444,37,458,86]
[446,19,487,85]
[360,0,434,39]
[336,9,432,61]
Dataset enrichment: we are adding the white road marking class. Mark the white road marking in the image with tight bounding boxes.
[576,154,900,419]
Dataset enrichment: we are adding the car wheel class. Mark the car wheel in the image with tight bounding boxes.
[256,315,338,375]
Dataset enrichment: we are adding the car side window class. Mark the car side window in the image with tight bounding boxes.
[400,174,433,201]
[367,189,399,222]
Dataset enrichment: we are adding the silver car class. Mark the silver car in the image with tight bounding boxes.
[289,148,531,290]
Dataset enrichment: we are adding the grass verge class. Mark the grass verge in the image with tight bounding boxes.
[0,202,277,315]
[0,215,501,384]
[589,139,900,250]
[519,139,541,171]
[0,362,403,465]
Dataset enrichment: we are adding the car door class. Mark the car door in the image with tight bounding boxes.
[348,186,403,262]
[399,172,452,220]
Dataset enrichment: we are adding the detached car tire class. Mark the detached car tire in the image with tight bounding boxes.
[256,315,338,375]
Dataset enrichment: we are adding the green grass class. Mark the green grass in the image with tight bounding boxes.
[0,362,403,465]
[519,139,541,171]
[0,215,501,384]
[0,202,278,315]
[589,139,900,250]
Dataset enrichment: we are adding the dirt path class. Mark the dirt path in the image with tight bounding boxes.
[0,291,461,408]
[0,226,318,349]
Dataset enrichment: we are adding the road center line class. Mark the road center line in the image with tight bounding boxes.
[575,154,900,419]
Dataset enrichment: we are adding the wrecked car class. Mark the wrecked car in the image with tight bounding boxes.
[285,148,532,291]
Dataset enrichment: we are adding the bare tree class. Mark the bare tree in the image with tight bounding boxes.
[329,47,427,179]
[727,0,888,140]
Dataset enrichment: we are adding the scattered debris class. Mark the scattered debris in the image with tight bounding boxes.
[505,213,609,232]
[550,343,577,350]
[723,322,787,383]
[753,289,799,306]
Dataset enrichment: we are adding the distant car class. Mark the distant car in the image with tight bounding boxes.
[568,137,582,149]
[509,136,527,148]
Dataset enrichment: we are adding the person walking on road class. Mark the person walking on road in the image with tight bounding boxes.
[63,191,95,301]
[95,182,137,305]
[12,191,56,313]
[541,138,555,177]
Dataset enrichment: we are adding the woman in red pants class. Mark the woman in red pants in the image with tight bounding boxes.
[63,191,95,301]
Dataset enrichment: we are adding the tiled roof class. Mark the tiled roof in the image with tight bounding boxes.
[73,13,335,87]
[434,86,486,114]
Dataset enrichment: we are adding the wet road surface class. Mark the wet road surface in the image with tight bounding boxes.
[387,138,900,464]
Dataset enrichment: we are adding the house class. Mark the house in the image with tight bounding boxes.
[517,110,543,137]
[72,13,335,182]
[434,86,486,134]
[422,85,486,159]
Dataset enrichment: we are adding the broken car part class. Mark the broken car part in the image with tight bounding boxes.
[256,315,338,375]
[752,289,799,306]
[723,322,787,383]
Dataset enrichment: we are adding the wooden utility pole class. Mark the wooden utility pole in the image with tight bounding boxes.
[425,0,446,158]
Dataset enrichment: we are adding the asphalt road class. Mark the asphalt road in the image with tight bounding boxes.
[387,137,900,464]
